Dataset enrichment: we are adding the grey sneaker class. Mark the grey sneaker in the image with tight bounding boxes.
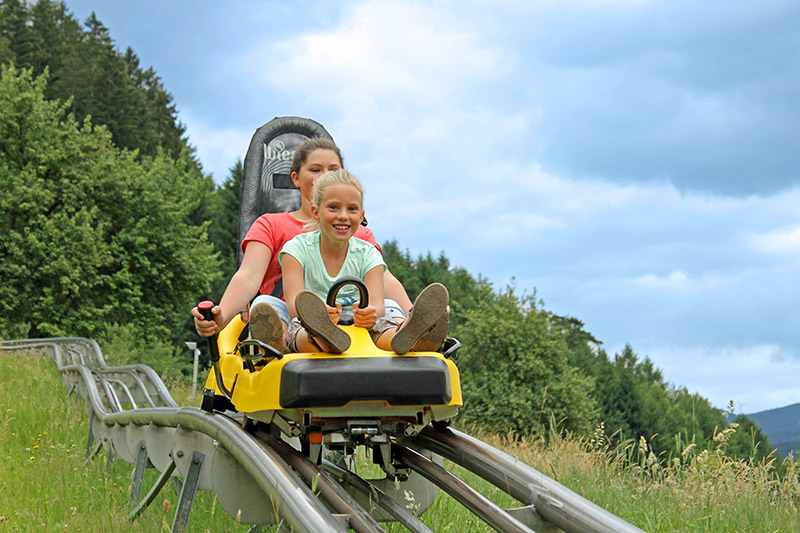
[295,291,351,354]
[249,302,288,354]
[391,283,449,355]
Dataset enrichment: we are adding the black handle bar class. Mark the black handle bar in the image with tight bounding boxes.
[326,276,369,326]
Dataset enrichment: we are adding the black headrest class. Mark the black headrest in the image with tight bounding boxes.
[237,116,334,264]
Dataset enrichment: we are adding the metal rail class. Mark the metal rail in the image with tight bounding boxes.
[321,460,435,533]
[412,425,645,533]
[393,442,535,533]
[257,432,385,533]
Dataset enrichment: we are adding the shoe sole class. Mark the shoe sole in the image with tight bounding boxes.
[250,302,287,353]
[412,314,450,352]
[391,283,449,354]
[295,291,351,353]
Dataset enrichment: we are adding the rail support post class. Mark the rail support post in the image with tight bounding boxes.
[171,450,205,533]
[128,458,176,520]
[130,441,148,509]
[84,412,97,461]
[106,439,115,477]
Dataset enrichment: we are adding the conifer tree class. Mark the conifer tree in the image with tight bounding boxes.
[0,1,193,163]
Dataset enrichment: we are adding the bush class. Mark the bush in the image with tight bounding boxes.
[0,64,219,343]
[453,288,596,436]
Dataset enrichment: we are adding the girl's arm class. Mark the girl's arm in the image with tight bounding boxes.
[353,266,385,328]
[281,253,306,319]
[283,253,342,323]
[192,241,270,335]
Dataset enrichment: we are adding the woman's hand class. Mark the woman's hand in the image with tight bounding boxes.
[191,305,221,337]
[352,302,377,329]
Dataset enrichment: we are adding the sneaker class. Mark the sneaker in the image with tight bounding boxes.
[295,291,351,354]
[391,283,449,355]
[249,302,288,354]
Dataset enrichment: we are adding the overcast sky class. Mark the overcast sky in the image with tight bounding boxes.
[65,0,800,414]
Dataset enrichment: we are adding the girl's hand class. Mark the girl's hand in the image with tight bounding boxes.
[326,302,342,324]
[191,305,221,337]
[352,302,377,329]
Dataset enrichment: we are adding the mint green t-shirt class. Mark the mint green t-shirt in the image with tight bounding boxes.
[279,231,386,314]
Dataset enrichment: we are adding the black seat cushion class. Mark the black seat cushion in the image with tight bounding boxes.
[279,356,452,408]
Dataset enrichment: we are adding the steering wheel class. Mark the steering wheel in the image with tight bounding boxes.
[326,275,369,326]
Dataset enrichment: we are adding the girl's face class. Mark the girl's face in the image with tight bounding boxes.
[292,149,342,203]
[311,184,364,244]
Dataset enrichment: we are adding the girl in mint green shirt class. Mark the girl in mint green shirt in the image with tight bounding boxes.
[280,169,449,354]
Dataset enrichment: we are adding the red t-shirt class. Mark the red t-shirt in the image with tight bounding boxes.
[242,211,380,298]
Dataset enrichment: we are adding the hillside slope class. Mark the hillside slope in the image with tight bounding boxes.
[746,403,800,458]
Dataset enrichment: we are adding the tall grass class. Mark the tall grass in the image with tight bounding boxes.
[2,350,799,532]
[464,423,800,532]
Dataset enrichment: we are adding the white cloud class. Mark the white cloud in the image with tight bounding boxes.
[749,225,800,255]
[262,1,510,104]
[633,270,690,290]
[182,111,252,182]
[243,0,530,167]
[639,343,800,413]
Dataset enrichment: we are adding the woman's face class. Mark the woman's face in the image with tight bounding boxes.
[291,149,342,203]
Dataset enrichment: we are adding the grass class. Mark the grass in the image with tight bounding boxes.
[462,427,800,532]
[2,349,799,532]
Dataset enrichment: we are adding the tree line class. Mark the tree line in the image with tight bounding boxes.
[0,0,775,465]
[0,0,191,161]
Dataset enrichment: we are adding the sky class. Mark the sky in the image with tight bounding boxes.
[64,0,800,415]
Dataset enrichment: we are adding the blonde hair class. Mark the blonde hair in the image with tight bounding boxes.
[305,169,364,231]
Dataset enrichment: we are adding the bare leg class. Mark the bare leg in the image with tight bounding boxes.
[295,291,350,353]
[296,328,336,353]
[375,327,398,351]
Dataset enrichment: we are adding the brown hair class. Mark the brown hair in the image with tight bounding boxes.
[291,138,343,175]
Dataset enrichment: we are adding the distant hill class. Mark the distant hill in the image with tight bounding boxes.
[745,403,800,459]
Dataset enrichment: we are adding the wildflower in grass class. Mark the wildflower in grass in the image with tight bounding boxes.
[590,422,607,452]
[682,443,696,459]
[403,490,421,514]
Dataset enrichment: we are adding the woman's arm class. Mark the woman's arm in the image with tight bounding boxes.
[192,241,271,335]
[383,269,412,315]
